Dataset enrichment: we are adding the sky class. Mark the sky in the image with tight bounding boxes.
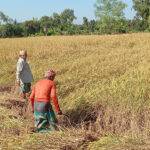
[0,0,135,24]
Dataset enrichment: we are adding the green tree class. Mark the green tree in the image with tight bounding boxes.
[60,9,76,33]
[40,16,54,35]
[0,11,13,24]
[82,18,96,34]
[13,24,24,37]
[0,24,14,37]
[52,13,62,34]
[89,20,96,33]
[23,19,40,36]
[61,9,76,24]
[95,0,127,34]
[133,0,150,20]
[0,23,23,38]
[82,17,89,33]
[51,9,76,35]
[132,0,150,30]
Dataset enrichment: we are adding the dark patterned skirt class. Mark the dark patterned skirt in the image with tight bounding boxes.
[20,83,31,94]
[34,101,58,132]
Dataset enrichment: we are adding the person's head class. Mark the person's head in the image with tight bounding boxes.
[44,69,56,81]
[19,50,27,60]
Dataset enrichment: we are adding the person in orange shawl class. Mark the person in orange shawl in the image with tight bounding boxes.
[30,69,62,132]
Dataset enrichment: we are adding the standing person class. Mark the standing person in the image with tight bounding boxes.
[16,50,33,100]
[30,69,62,132]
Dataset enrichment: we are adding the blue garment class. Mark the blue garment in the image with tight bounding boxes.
[34,101,58,132]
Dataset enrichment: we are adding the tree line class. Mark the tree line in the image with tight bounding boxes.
[0,0,150,38]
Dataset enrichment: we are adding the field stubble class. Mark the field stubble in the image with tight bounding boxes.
[1,33,150,149]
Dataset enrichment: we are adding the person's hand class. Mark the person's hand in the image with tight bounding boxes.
[57,110,62,115]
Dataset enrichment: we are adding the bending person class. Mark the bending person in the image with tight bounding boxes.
[30,69,62,132]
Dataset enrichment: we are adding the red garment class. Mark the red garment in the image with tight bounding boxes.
[30,79,60,112]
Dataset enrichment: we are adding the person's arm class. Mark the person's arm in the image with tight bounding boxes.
[29,86,35,112]
[16,60,24,85]
[51,82,62,114]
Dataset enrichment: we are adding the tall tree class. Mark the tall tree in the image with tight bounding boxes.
[95,0,127,20]
[51,9,76,34]
[133,0,150,21]
[61,9,76,24]
[23,19,40,36]
[52,13,61,31]
[0,11,13,24]
[60,9,76,32]
[94,0,127,34]
[132,0,150,30]
[40,16,53,35]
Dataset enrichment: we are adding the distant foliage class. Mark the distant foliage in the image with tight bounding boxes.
[0,1,150,38]
[132,0,150,31]
[94,0,128,34]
